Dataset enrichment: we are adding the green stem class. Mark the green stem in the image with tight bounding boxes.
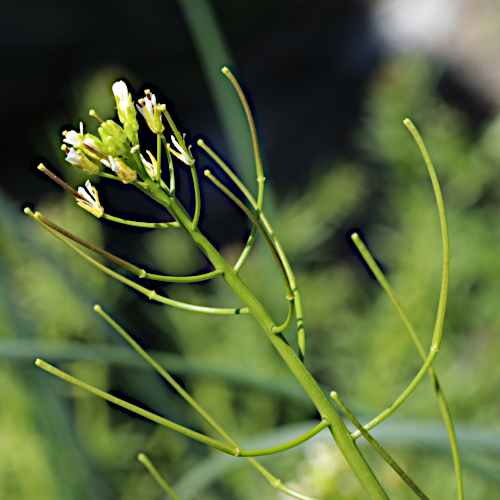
[221,67,265,214]
[94,171,121,181]
[351,341,438,438]
[95,304,319,500]
[160,132,176,194]
[238,419,329,457]
[145,269,223,283]
[350,232,462,498]
[331,392,429,500]
[34,211,145,276]
[204,169,293,301]
[233,225,258,272]
[350,121,450,443]
[161,108,183,148]
[196,139,306,359]
[138,454,181,500]
[151,192,388,499]
[156,133,162,184]
[403,119,449,351]
[131,149,149,182]
[272,299,295,334]
[190,163,201,229]
[33,211,217,283]
[25,209,248,315]
[94,305,234,438]
[35,359,237,455]
[102,213,180,229]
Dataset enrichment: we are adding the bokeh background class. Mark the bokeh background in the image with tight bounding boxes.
[1,0,500,498]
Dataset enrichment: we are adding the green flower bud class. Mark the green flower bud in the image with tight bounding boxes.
[124,122,139,146]
[98,121,128,156]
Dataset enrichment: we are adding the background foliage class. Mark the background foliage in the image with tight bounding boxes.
[1,1,500,499]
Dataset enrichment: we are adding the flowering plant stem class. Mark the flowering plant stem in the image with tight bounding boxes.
[141,181,389,498]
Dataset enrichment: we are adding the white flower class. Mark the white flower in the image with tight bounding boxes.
[170,135,194,165]
[66,147,85,168]
[101,155,137,184]
[112,80,138,131]
[112,80,131,116]
[140,151,158,180]
[63,122,85,148]
[137,91,156,120]
[76,180,104,218]
[136,90,165,133]
[64,147,99,175]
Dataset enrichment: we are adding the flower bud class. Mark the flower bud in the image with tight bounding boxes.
[97,120,129,156]
[124,122,139,146]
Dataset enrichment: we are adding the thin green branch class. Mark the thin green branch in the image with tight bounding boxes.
[272,299,295,335]
[145,269,223,283]
[160,132,176,194]
[25,209,248,315]
[221,67,265,214]
[350,234,462,498]
[156,133,162,184]
[238,419,329,457]
[197,138,257,273]
[190,163,201,230]
[131,148,149,182]
[353,347,438,436]
[131,151,386,496]
[138,454,181,500]
[204,169,293,301]
[161,108,183,148]
[35,359,236,454]
[403,119,449,351]
[94,305,318,500]
[233,225,258,272]
[348,121,452,487]
[196,140,306,359]
[34,211,145,276]
[102,213,180,228]
[94,171,121,181]
[331,392,429,500]
[94,305,236,437]
[34,211,217,283]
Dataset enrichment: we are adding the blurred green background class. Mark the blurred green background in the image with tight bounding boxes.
[1,1,500,499]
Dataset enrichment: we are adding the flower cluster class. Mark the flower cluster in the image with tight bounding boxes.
[60,80,195,217]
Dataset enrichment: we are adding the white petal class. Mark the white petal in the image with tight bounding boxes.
[100,157,111,168]
[145,98,154,118]
[83,137,100,152]
[64,130,83,147]
[112,81,128,101]
[66,147,85,167]
[136,103,146,118]
[171,135,194,165]
[77,185,94,205]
